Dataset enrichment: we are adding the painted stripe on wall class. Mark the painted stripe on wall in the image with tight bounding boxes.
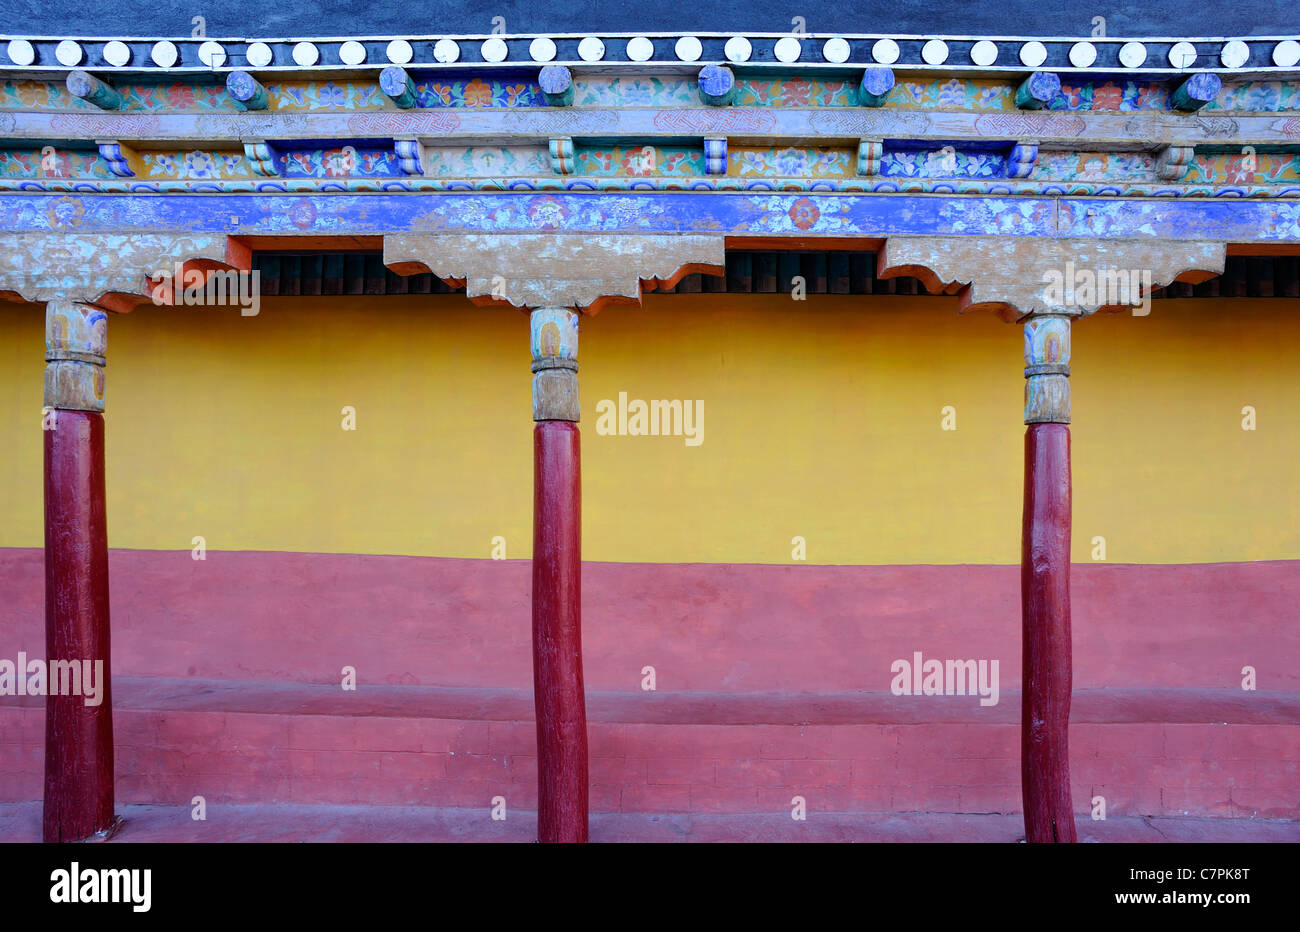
[0,549,1294,693]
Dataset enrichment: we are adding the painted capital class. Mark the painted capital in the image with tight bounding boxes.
[1024,315,1070,424]
[384,233,724,313]
[45,299,107,412]
[879,236,1226,321]
[531,308,579,422]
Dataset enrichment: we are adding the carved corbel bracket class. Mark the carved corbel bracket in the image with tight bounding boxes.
[878,235,1226,322]
[243,141,280,176]
[95,140,138,178]
[394,137,425,175]
[549,137,575,175]
[1156,144,1196,181]
[0,232,250,311]
[383,233,725,313]
[0,233,250,410]
[857,138,883,176]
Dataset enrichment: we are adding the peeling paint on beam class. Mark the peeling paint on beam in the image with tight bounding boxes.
[4,193,1299,245]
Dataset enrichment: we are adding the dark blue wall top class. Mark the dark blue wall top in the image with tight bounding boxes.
[2,0,1296,39]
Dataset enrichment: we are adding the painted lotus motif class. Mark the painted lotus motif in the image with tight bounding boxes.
[788,197,819,230]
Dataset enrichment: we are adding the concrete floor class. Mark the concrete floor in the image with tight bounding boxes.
[2,802,1297,843]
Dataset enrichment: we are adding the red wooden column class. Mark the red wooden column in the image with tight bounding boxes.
[1020,314,1076,843]
[42,298,116,842]
[529,307,588,843]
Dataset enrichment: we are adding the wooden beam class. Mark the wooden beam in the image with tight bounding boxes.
[226,71,269,111]
[66,71,121,111]
[697,64,736,106]
[379,66,417,109]
[1171,72,1222,112]
[539,65,574,107]
[857,67,895,107]
[1014,72,1061,110]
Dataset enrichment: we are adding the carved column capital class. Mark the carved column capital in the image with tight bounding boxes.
[45,298,107,412]
[531,308,579,422]
[1024,315,1071,425]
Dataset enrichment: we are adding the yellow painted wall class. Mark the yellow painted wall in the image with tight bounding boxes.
[1,293,1297,564]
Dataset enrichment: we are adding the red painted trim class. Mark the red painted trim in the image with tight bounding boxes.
[532,421,588,843]
[42,410,115,843]
[1021,424,1076,843]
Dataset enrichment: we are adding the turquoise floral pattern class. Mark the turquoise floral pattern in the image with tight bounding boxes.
[576,77,697,106]
[883,148,1005,178]
[731,147,851,176]
[576,146,702,176]
[423,147,550,177]
[0,149,112,178]
[415,78,543,108]
[1032,151,1153,182]
[1208,82,1300,111]
[279,146,402,177]
[141,151,250,178]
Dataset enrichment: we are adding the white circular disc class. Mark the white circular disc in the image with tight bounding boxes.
[921,39,948,65]
[627,37,654,61]
[530,37,556,62]
[1068,41,1097,68]
[577,37,605,62]
[1221,39,1250,69]
[292,42,318,66]
[774,36,801,63]
[198,41,227,68]
[872,38,899,64]
[152,40,179,68]
[103,40,131,67]
[970,40,998,67]
[1274,39,1300,68]
[339,40,366,65]
[6,39,34,66]
[1118,41,1147,68]
[386,39,413,64]
[724,36,752,63]
[246,41,273,67]
[55,40,82,67]
[822,37,849,63]
[481,37,508,63]
[675,36,703,62]
[1019,41,1047,68]
[433,39,460,63]
[1167,41,1197,69]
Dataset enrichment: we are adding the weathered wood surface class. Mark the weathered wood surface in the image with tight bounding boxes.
[5,103,1300,151]
[879,236,1226,320]
[384,233,725,311]
[4,194,1296,244]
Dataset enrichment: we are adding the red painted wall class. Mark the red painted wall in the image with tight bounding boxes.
[1,549,1297,820]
